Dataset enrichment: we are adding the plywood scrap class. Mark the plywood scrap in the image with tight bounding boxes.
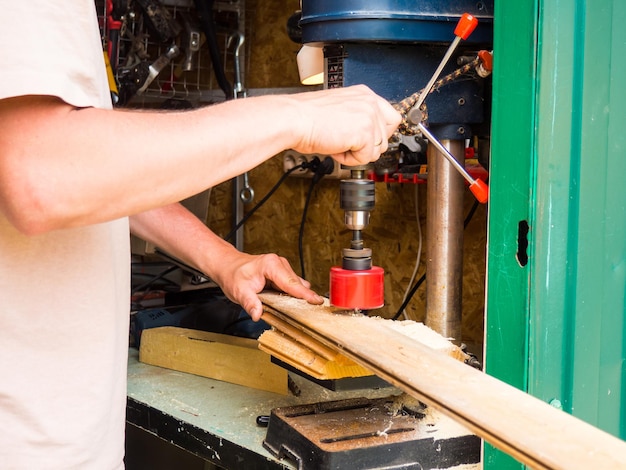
[139,326,287,394]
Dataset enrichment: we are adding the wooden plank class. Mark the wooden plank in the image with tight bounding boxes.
[259,309,470,380]
[139,326,287,394]
[258,312,374,379]
[259,292,626,469]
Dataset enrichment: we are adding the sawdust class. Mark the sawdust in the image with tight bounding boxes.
[386,392,427,417]
[368,316,458,349]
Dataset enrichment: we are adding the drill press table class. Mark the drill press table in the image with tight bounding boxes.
[127,348,392,468]
[126,348,478,469]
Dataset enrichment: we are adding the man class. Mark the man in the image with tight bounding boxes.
[0,2,401,468]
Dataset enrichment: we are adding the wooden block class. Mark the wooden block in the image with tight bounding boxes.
[139,326,287,395]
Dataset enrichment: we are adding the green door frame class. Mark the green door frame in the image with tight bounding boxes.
[485,0,626,468]
[484,1,537,467]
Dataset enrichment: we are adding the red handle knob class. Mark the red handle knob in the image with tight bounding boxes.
[478,50,493,72]
[454,13,479,40]
[470,178,489,204]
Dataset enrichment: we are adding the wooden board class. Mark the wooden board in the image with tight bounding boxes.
[259,291,626,469]
[139,326,287,394]
[258,312,374,380]
[259,309,470,380]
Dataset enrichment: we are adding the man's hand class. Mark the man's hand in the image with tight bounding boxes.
[209,251,324,321]
[130,204,324,322]
[291,85,402,167]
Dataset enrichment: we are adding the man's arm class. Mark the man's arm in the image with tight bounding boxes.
[129,204,324,320]
[0,87,400,235]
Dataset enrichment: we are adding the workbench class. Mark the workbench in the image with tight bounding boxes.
[126,348,400,469]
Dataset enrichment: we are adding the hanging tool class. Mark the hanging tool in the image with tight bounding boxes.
[240,172,255,204]
[136,44,180,95]
[179,11,202,72]
[134,0,182,43]
[227,29,252,250]
[230,32,254,204]
[229,31,246,99]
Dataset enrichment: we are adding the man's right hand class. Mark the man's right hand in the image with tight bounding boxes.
[291,85,402,167]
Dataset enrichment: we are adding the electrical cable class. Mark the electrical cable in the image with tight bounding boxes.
[131,264,180,295]
[400,184,423,320]
[392,184,485,321]
[298,178,317,280]
[225,163,306,242]
[392,272,426,321]
[464,198,480,229]
[462,177,487,230]
[298,157,334,280]
[193,0,233,98]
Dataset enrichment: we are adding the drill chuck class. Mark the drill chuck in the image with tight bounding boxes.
[340,179,375,231]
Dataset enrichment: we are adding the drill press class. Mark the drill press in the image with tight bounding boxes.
[301,2,493,334]
[262,5,494,469]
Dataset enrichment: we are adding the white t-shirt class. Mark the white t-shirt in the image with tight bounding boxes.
[0,2,130,469]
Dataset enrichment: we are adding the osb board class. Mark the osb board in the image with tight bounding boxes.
[246,0,302,89]
[204,0,486,347]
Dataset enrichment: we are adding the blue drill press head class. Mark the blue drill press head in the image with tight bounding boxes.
[300,0,494,140]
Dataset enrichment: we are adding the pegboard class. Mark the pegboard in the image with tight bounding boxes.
[96,0,249,107]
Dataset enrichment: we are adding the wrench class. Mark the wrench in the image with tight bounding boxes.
[240,172,255,204]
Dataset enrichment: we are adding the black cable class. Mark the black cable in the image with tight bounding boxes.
[131,264,180,295]
[225,163,305,242]
[392,272,426,320]
[463,177,488,229]
[298,157,334,279]
[298,177,317,280]
[391,187,485,320]
[193,0,233,98]
[464,199,480,229]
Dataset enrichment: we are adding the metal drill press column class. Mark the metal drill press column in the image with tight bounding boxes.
[425,139,465,342]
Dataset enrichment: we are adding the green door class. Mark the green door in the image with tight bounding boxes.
[485,0,626,467]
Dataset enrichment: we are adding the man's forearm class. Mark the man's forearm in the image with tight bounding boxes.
[0,95,299,234]
[0,86,399,235]
[129,202,231,280]
[129,203,325,319]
